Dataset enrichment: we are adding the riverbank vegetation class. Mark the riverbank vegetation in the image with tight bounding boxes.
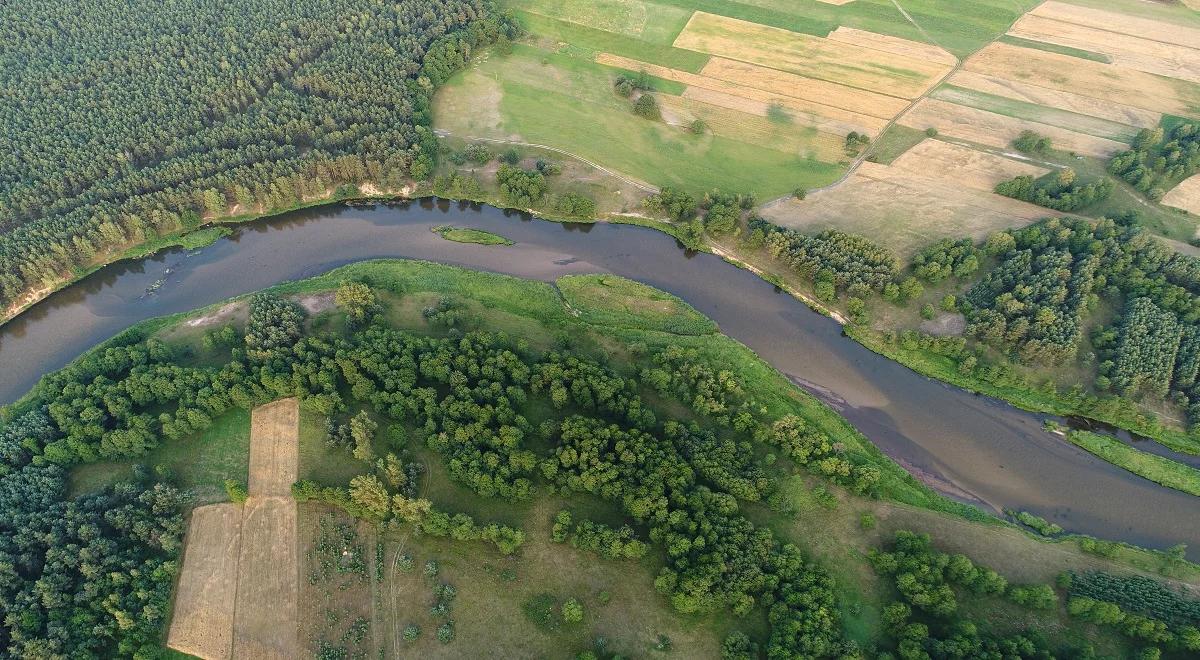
[432,225,514,246]
[7,261,1199,656]
[1065,431,1200,497]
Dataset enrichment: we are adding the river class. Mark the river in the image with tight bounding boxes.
[1,199,1196,555]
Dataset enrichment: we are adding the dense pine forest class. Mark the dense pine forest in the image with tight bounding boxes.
[0,0,517,314]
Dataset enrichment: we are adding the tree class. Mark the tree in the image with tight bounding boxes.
[335,281,379,327]
[350,410,378,461]
[633,94,661,120]
[349,474,391,521]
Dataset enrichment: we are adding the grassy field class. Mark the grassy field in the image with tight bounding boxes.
[69,408,251,501]
[1066,431,1200,497]
[432,225,514,245]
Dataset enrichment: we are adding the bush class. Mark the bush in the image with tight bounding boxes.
[500,147,521,165]
[464,144,491,164]
[925,127,938,137]
[225,479,248,503]
[403,624,421,641]
[562,598,584,623]
[424,559,440,578]
[436,621,455,643]
[690,119,707,134]
[1013,130,1051,154]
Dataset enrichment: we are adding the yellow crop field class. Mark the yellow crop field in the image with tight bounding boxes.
[1163,175,1200,216]
[825,26,958,66]
[597,52,889,134]
[888,139,1050,193]
[673,12,951,99]
[1009,14,1200,84]
[1032,1,1200,50]
[947,71,1162,129]
[166,504,242,660]
[700,57,909,119]
[964,42,1200,117]
[899,98,1127,158]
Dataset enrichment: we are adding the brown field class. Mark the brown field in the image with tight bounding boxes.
[947,70,1162,128]
[167,399,301,660]
[1008,14,1200,84]
[657,94,847,159]
[816,0,856,5]
[596,52,892,134]
[899,98,1128,158]
[700,56,910,118]
[672,12,951,99]
[1032,1,1200,50]
[888,139,1050,192]
[763,159,1051,259]
[964,42,1200,117]
[1163,174,1200,216]
[166,504,243,660]
[825,26,957,66]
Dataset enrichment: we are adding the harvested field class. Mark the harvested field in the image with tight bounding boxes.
[887,139,1050,193]
[1163,174,1200,216]
[167,399,301,660]
[1032,1,1200,50]
[899,98,1127,158]
[763,159,1050,259]
[597,52,890,133]
[964,42,1200,117]
[248,398,299,497]
[700,56,909,118]
[947,70,1162,129]
[825,26,957,66]
[929,86,1140,142]
[673,12,951,99]
[816,0,856,4]
[233,497,299,660]
[1008,14,1200,84]
[166,504,242,660]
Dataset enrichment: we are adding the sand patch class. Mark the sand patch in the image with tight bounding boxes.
[673,12,951,99]
[185,302,245,328]
[889,139,1050,193]
[825,26,957,66]
[964,42,1200,117]
[1163,174,1200,216]
[899,98,1127,158]
[167,399,300,660]
[1008,14,1200,84]
[295,291,335,315]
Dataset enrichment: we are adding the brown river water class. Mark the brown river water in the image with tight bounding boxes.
[1,199,1196,555]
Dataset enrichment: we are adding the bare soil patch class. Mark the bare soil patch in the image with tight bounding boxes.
[185,301,246,328]
[919,313,966,337]
[947,70,1162,128]
[1163,174,1200,216]
[294,291,335,315]
[888,139,1050,192]
[899,98,1127,158]
[167,504,243,659]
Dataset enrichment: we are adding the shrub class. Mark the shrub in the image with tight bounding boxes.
[424,559,440,578]
[690,119,707,134]
[562,598,584,623]
[225,479,248,503]
[633,94,661,120]
[436,621,455,643]
[403,624,421,641]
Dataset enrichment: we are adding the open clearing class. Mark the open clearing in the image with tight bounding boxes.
[673,12,951,99]
[899,98,1127,158]
[1163,174,1200,216]
[167,399,300,660]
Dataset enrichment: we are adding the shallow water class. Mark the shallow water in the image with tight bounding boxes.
[2,199,1197,555]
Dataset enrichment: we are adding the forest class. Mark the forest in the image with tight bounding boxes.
[0,0,518,314]
[1109,123,1200,201]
